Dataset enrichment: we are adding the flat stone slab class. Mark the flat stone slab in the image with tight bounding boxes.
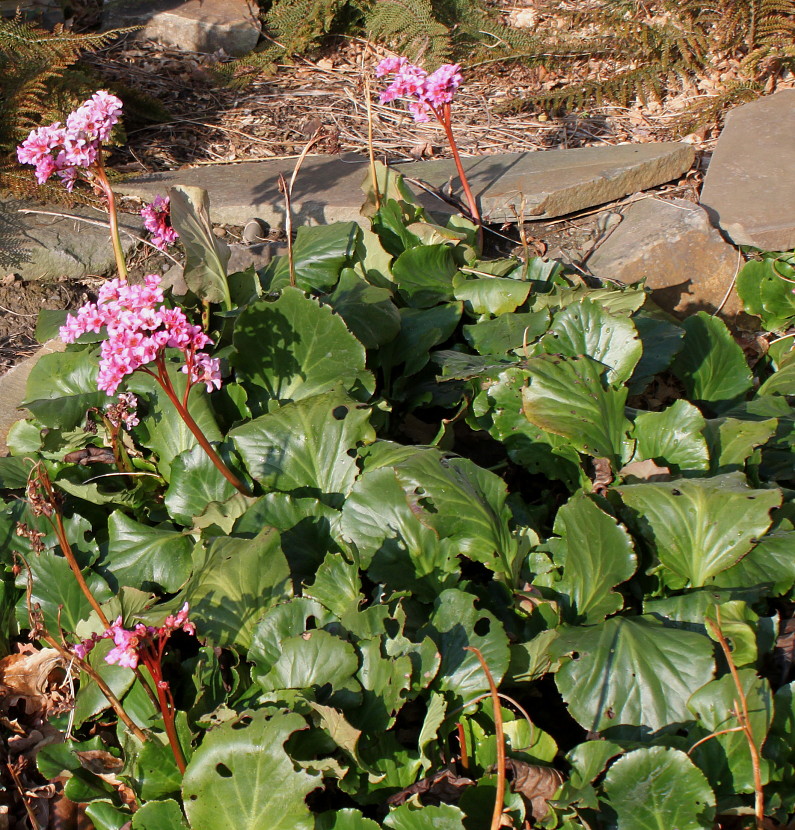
[700,90,795,251]
[0,339,64,456]
[0,198,141,282]
[114,143,695,228]
[587,197,742,316]
[104,0,260,56]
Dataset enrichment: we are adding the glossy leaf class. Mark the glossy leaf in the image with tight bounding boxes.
[617,473,782,588]
[232,287,372,407]
[393,244,459,308]
[326,268,401,348]
[554,616,714,733]
[182,710,318,830]
[383,804,466,830]
[453,273,530,316]
[602,747,715,829]
[463,311,550,355]
[164,442,238,526]
[631,400,709,473]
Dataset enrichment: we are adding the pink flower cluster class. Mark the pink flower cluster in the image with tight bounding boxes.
[74,603,196,670]
[141,196,179,250]
[17,91,123,191]
[59,274,222,396]
[376,57,462,122]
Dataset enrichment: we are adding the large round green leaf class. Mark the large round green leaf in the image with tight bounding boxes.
[177,528,292,648]
[521,354,632,464]
[463,311,550,355]
[231,391,375,503]
[22,349,105,429]
[326,268,401,349]
[453,273,530,316]
[630,399,709,473]
[392,244,459,308]
[105,511,193,593]
[421,588,510,711]
[602,746,715,830]
[616,473,782,588]
[182,710,318,830]
[379,303,462,379]
[232,287,372,407]
[383,803,466,830]
[540,299,642,384]
[132,799,188,830]
[553,616,714,733]
[671,312,753,413]
[546,493,636,624]
[164,443,239,526]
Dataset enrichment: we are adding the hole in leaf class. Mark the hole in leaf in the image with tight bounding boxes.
[306,616,317,631]
[474,617,490,637]
[332,405,349,420]
[671,489,681,496]
[571,651,580,660]
[232,716,252,730]
[216,763,233,778]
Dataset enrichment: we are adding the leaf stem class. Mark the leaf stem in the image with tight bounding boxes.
[150,359,252,496]
[465,646,506,830]
[706,611,765,829]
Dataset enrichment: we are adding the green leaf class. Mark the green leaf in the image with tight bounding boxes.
[631,400,709,473]
[540,299,642,385]
[418,692,447,772]
[379,303,462,379]
[393,244,459,308]
[267,223,360,293]
[326,269,401,348]
[547,493,636,624]
[231,391,375,503]
[168,186,231,308]
[164,442,238,526]
[128,365,222,481]
[383,804,466,830]
[83,802,131,830]
[182,710,318,830]
[0,456,32,489]
[422,588,510,711]
[132,799,188,830]
[232,288,372,407]
[521,354,631,463]
[688,669,773,795]
[352,637,412,731]
[758,349,795,396]
[177,528,292,648]
[463,311,549,355]
[553,616,714,733]
[134,738,182,800]
[671,312,753,413]
[22,349,105,429]
[453,273,530,317]
[73,638,135,727]
[316,809,380,830]
[602,746,715,830]
[737,257,795,331]
[105,512,193,593]
[616,473,782,588]
[387,449,519,581]
[712,529,795,597]
[256,628,358,692]
[341,465,458,600]
[703,416,778,474]
[629,313,684,393]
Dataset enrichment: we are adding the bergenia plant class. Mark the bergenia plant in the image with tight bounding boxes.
[376,57,481,224]
[76,604,196,773]
[60,274,249,495]
[17,91,130,280]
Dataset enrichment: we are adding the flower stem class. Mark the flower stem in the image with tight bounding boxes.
[435,103,481,226]
[94,156,128,282]
[148,664,187,774]
[153,362,252,496]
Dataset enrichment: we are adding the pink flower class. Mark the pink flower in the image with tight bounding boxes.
[376,57,462,122]
[60,274,220,396]
[141,196,179,251]
[17,91,122,189]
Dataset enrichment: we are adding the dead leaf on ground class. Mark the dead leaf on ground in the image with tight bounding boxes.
[0,648,71,717]
[506,759,564,819]
[386,768,475,807]
[619,459,672,482]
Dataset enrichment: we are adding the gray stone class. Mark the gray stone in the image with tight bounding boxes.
[586,197,743,316]
[103,0,260,56]
[0,198,141,281]
[0,339,64,456]
[114,143,695,229]
[700,90,795,251]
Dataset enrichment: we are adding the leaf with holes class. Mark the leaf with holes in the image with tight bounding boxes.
[231,391,375,503]
[616,473,782,589]
[182,710,318,830]
[553,616,714,734]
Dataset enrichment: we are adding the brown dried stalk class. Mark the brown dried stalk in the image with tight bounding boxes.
[464,646,506,830]
[706,610,765,829]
